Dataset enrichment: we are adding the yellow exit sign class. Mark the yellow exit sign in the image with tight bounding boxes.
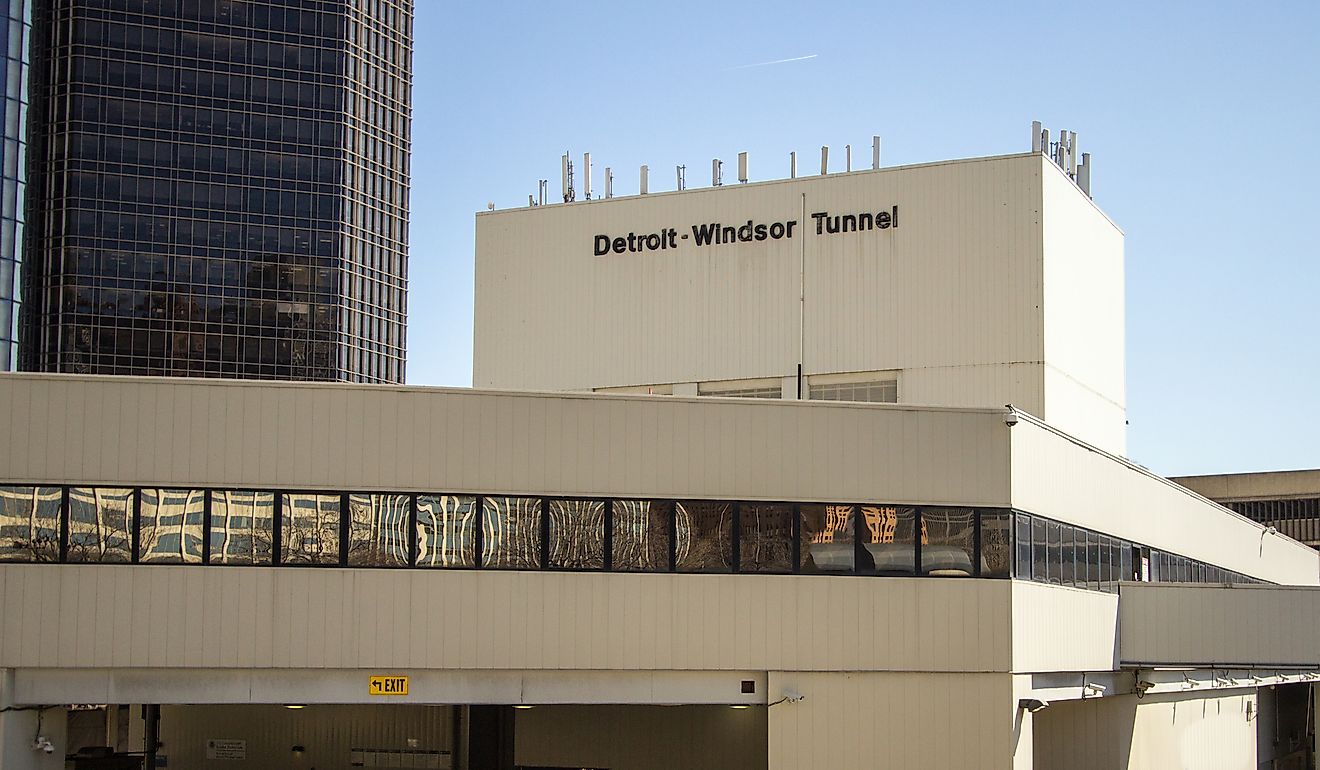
[369,675,409,696]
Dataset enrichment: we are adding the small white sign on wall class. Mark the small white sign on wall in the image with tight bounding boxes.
[206,739,247,760]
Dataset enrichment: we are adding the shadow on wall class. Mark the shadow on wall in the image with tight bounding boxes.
[1032,691,1263,770]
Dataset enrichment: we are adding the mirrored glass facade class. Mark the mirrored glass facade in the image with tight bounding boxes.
[0,484,1264,590]
[22,0,410,382]
[0,0,29,371]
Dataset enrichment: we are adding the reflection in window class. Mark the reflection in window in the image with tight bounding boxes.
[347,494,411,567]
[801,504,855,574]
[611,500,671,571]
[139,489,205,564]
[281,493,341,565]
[979,511,1013,577]
[675,501,733,572]
[416,494,476,567]
[68,487,133,563]
[482,497,541,569]
[1014,514,1032,579]
[210,491,274,564]
[1059,525,1076,586]
[0,487,62,562]
[547,499,604,569]
[861,505,915,575]
[921,508,976,576]
[1045,520,1062,583]
[1031,516,1048,584]
[740,503,793,573]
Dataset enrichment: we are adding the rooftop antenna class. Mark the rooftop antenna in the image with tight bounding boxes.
[676,164,686,191]
[528,194,534,207]
[582,152,593,200]
[1077,152,1092,197]
[1031,121,1043,153]
[604,167,614,199]
[640,164,649,195]
[561,152,575,202]
[712,158,723,186]
[1067,132,1078,177]
[845,144,851,172]
[538,179,547,206]
[820,145,829,175]
[872,136,881,169]
[737,152,748,183]
[789,151,797,179]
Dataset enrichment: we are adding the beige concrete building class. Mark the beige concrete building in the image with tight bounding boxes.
[1,141,1318,770]
[475,152,1127,455]
[1176,469,1320,550]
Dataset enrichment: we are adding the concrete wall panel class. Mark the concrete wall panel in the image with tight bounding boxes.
[0,374,1012,508]
[1119,583,1320,667]
[0,565,1015,674]
[767,671,1016,770]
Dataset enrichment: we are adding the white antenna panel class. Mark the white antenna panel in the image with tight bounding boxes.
[582,152,592,199]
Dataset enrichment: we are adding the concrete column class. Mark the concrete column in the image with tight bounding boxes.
[0,670,67,770]
[780,376,799,400]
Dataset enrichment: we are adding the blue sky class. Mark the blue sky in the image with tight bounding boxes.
[406,0,1319,477]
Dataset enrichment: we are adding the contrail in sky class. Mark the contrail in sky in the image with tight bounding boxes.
[731,54,818,70]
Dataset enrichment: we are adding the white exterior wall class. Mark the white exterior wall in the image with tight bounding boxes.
[1010,418,1320,585]
[1033,691,1257,770]
[1120,583,1320,666]
[0,374,1010,508]
[0,565,1013,675]
[1040,164,1127,455]
[474,154,1126,454]
[1011,581,1119,673]
[766,671,1017,770]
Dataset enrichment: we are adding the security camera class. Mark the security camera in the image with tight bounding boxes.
[42,742,54,754]
[33,736,54,754]
[1003,406,1019,427]
[1017,698,1049,713]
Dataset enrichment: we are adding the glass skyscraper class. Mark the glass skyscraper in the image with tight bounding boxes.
[21,0,410,382]
[0,0,29,372]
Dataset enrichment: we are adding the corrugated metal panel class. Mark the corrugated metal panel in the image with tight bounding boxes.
[1010,420,1320,585]
[0,565,1014,674]
[1119,583,1320,666]
[0,373,1012,507]
[766,671,1015,770]
[1011,581,1119,673]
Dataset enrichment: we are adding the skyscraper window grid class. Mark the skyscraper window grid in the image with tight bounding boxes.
[22,0,410,382]
[0,0,29,371]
